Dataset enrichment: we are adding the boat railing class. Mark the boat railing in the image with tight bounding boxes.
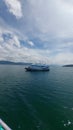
[0,119,12,130]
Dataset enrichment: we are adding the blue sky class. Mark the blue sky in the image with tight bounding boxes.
[0,0,73,64]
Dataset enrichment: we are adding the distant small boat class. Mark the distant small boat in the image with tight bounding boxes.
[25,64,50,71]
[0,119,11,130]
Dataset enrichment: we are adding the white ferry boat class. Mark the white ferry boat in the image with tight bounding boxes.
[25,64,50,71]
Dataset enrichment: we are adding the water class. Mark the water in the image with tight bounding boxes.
[0,65,73,130]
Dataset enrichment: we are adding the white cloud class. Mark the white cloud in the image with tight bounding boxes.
[21,0,73,40]
[52,52,73,65]
[27,41,34,46]
[1,0,73,64]
[12,35,20,47]
[0,28,50,63]
[4,0,23,18]
[0,36,4,42]
[1,28,73,65]
[0,27,73,65]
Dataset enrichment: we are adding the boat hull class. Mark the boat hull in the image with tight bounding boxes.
[25,66,50,71]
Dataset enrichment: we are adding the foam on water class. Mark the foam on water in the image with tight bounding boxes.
[64,120,72,127]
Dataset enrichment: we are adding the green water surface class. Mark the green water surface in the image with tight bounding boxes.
[0,65,73,130]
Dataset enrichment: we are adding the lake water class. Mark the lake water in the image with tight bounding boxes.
[0,65,73,130]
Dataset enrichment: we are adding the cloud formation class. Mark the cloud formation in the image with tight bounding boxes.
[27,41,34,46]
[0,28,50,64]
[0,0,73,64]
[24,0,73,38]
[4,0,23,18]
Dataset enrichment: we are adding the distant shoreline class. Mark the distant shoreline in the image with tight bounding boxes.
[63,65,73,67]
[0,61,31,65]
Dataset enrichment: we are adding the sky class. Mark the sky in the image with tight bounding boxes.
[0,0,73,65]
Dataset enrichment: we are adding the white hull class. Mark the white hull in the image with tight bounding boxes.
[25,64,49,71]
